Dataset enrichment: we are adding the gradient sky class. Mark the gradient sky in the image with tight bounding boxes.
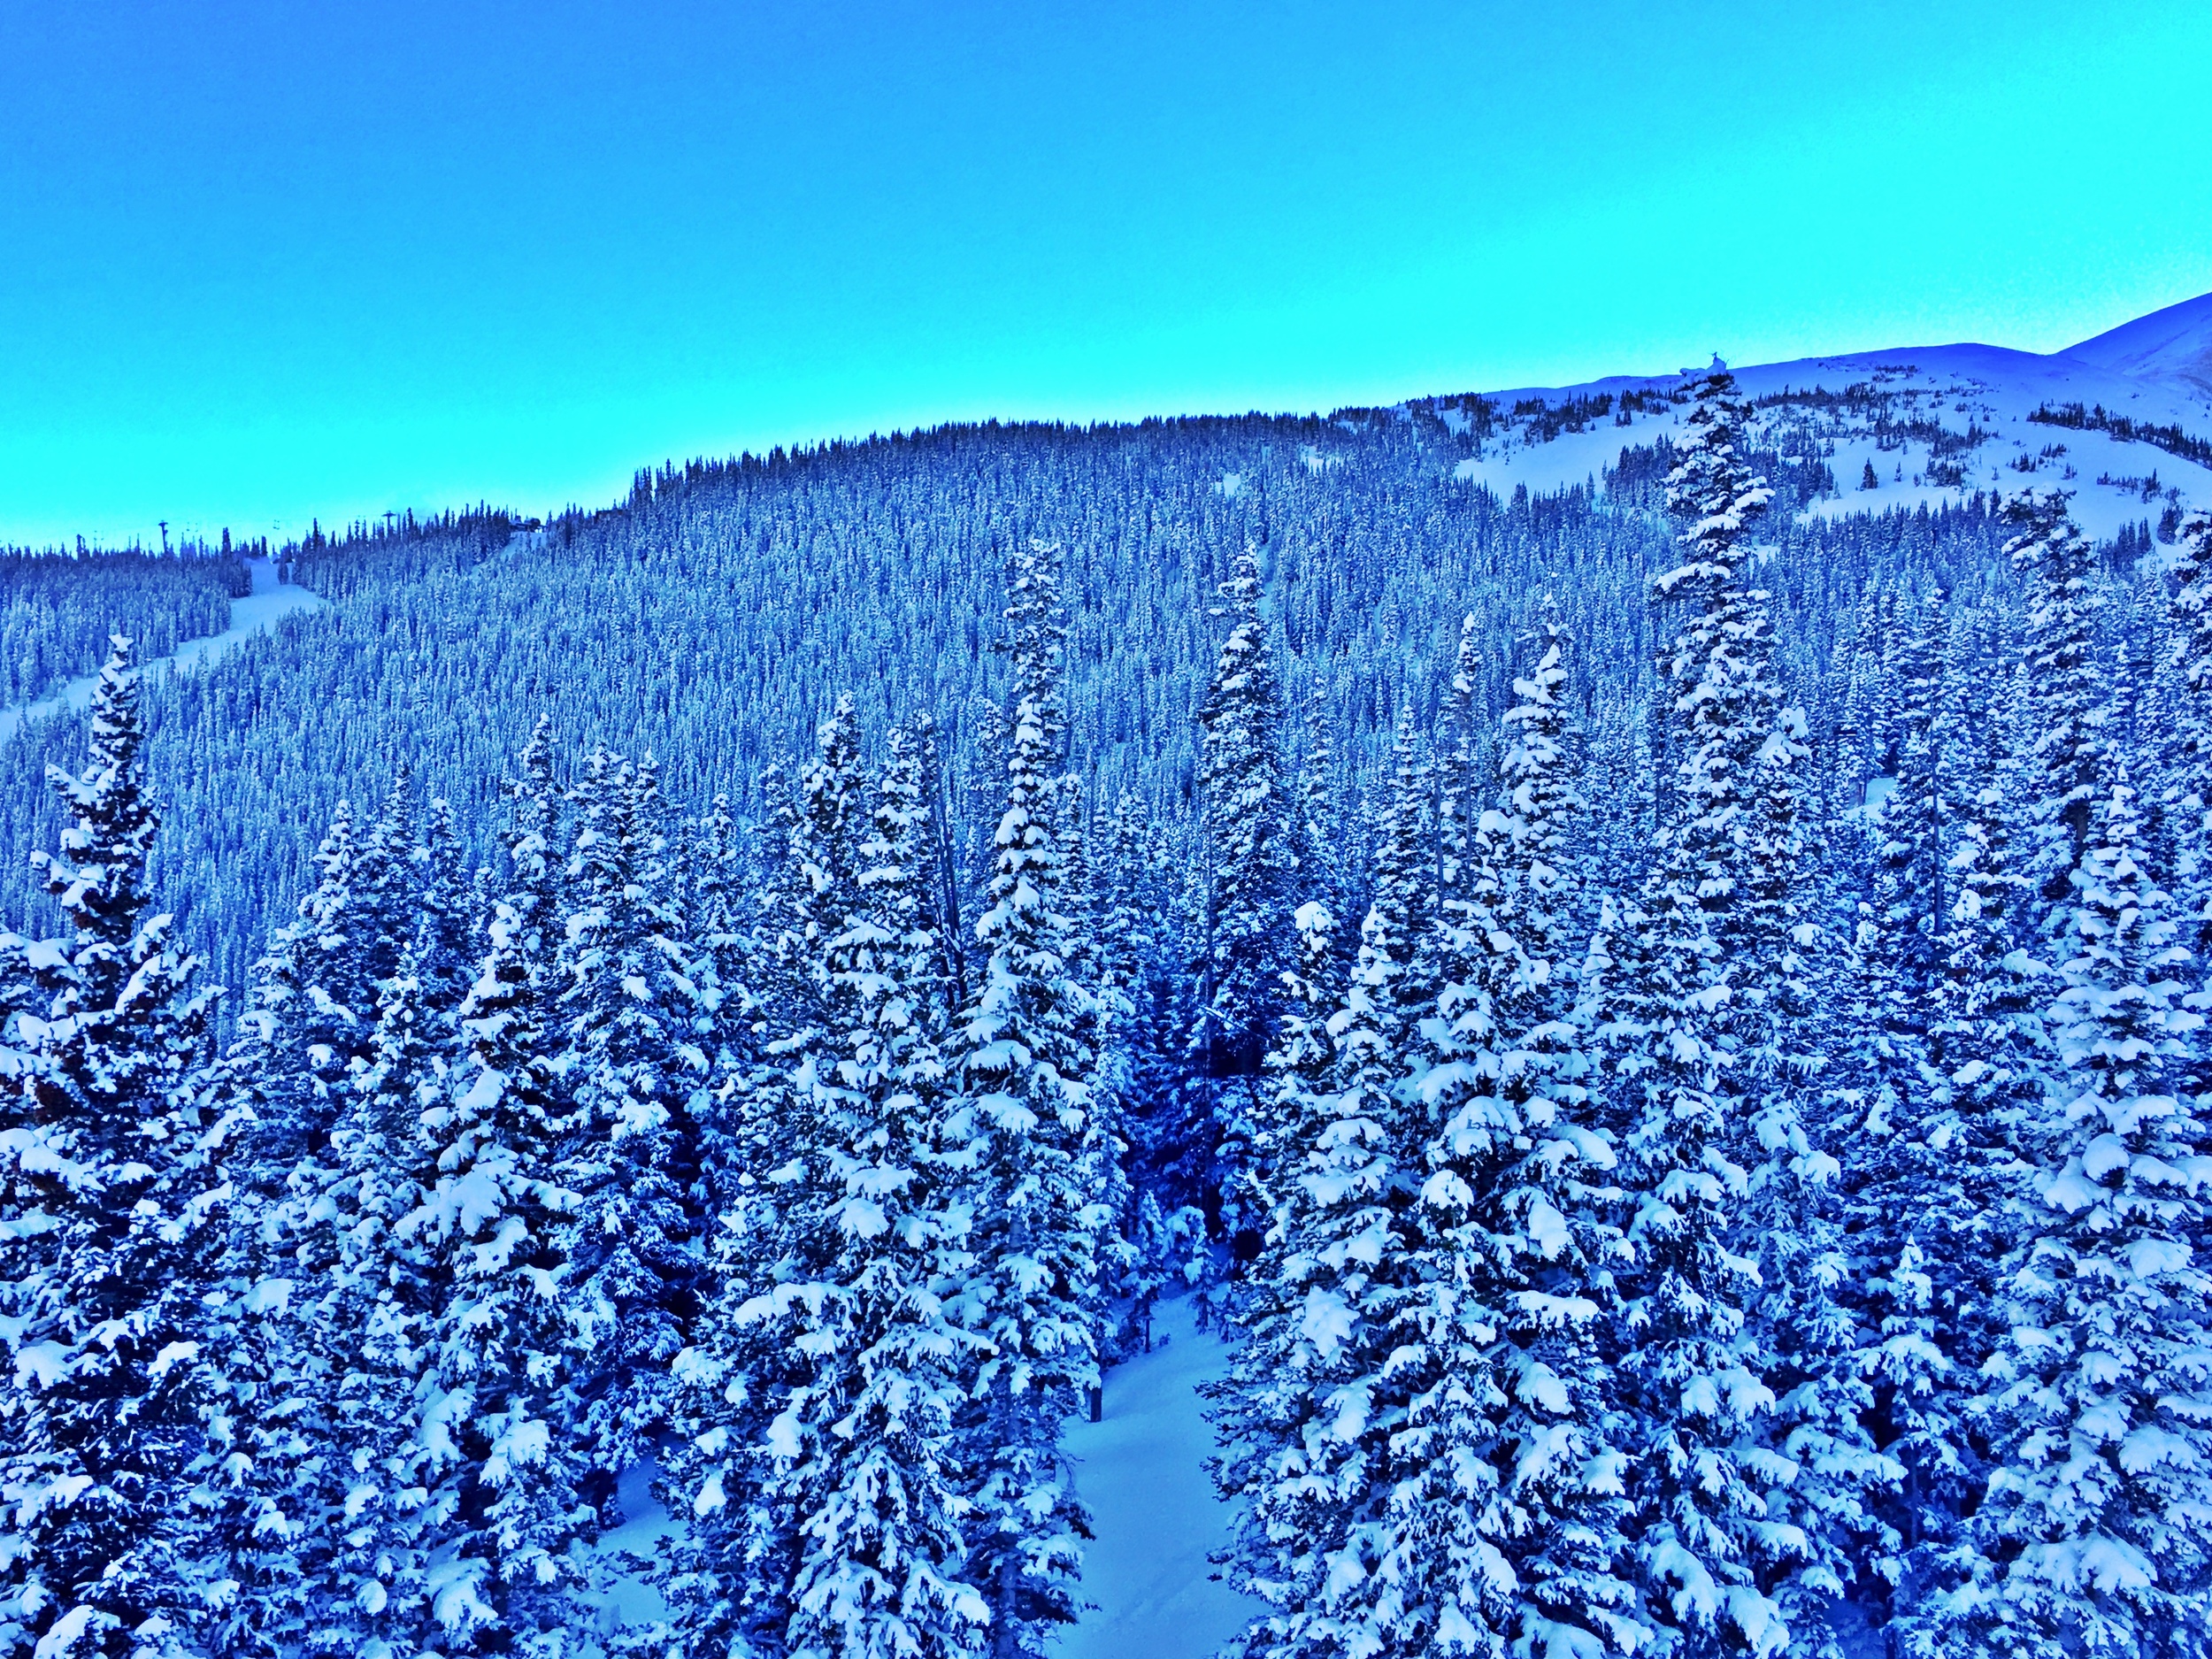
[3,0,2208,548]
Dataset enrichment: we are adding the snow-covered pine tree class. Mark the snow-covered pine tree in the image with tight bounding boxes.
[1201,893,1340,1647]
[1599,371,1832,1658]
[287,938,448,1658]
[504,713,565,963]
[1863,644,2050,1655]
[909,715,970,1022]
[0,638,235,1659]
[1094,795,1157,1255]
[2007,491,2106,919]
[417,791,480,1008]
[1209,706,1428,1659]
[404,727,594,1655]
[232,799,364,1210]
[1362,605,1642,1657]
[1885,589,1949,993]
[1742,853,1890,1659]
[1112,808,1209,1217]
[245,765,421,1195]
[351,764,425,1001]
[1198,549,1297,1233]
[1964,764,2212,1658]
[741,716,987,1659]
[2165,508,2212,1027]
[1298,684,1345,926]
[1056,774,1138,1332]
[2170,508,2212,706]
[1412,617,1486,1066]
[557,752,707,1505]
[653,706,873,1659]
[689,793,743,970]
[944,541,1106,1659]
[202,794,375,1659]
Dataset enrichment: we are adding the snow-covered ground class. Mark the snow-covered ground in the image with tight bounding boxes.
[592,1458,678,1640]
[581,1294,1255,1656]
[1055,1294,1259,1659]
[1439,292,2212,545]
[0,557,326,742]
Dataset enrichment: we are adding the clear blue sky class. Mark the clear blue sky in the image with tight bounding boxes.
[4,0,2208,548]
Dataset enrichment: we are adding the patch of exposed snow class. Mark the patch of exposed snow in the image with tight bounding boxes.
[1053,1294,1260,1659]
[590,1456,678,1635]
[2061,289,2212,401]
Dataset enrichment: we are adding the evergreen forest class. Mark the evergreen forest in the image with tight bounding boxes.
[3,372,2209,1659]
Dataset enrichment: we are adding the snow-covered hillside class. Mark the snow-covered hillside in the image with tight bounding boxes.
[2062,288,2212,396]
[1436,290,2212,544]
[0,555,324,743]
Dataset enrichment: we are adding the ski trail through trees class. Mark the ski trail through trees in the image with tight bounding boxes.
[0,556,324,741]
[1054,1295,1259,1659]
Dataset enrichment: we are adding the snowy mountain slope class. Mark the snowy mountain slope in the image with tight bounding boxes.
[0,556,325,743]
[1435,292,2212,545]
[2060,288,2212,398]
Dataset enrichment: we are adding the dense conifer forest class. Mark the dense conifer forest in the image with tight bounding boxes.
[3,373,2209,1659]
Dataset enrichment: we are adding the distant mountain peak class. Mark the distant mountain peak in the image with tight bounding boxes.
[2060,288,2212,395]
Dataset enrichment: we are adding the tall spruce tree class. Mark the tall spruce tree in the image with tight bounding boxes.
[1380,610,1640,1657]
[405,721,594,1656]
[1198,549,1297,1233]
[656,705,874,1659]
[0,639,235,1659]
[290,939,448,1658]
[945,541,1106,1659]
[1600,372,1832,1657]
[743,718,987,1659]
[557,752,706,1502]
[1966,766,2212,1657]
[1210,708,1428,1659]
[2007,491,2106,918]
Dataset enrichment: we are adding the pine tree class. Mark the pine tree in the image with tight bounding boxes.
[2166,509,2212,1040]
[2007,491,2105,917]
[236,799,367,1204]
[203,796,371,1659]
[742,719,987,1659]
[1965,767,2212,1658]
[1886,589,1950,993]
[1855,633,2047,1653]
[1601,373,1830,1657]
[1197,549,1297,1215]
[351,764,424,998]
[405,720,594,1655]
[1056,774,1139,1331]
[1297,685,1344,924]
[557,752,706,1502]
[293,942,447,1657]
[944,542,1105,1659]
[1210,709,1426,1659]
[417,792,480,1007]
[1374,608,1641,1657]
[0,639,235,1659]
[657,709,874,1659]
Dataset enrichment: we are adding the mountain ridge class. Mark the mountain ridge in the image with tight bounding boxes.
[1436,290,2212,544]
[2059,288,2212,395]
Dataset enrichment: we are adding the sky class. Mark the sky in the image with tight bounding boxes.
[3,0,2208,549]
